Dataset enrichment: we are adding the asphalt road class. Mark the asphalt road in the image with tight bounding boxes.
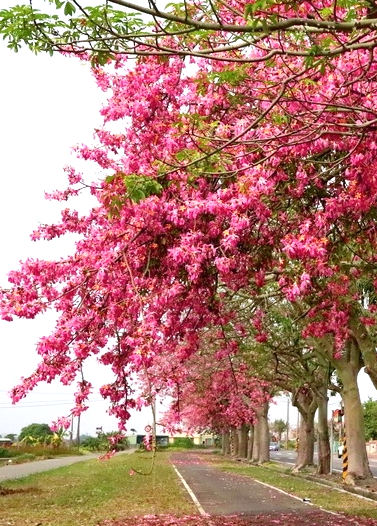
[171,451,323,518]
[0,449,134,482]
[270,450,377,476]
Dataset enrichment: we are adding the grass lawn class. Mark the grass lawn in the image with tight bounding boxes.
[0,451,196,526]
[214,458,377,519]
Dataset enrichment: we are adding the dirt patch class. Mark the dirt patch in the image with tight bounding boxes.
[311,472,377,491]
[0,485,40,496]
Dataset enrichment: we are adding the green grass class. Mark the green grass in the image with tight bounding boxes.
[215,459,377,519]
[1,444,83,461]
[0,451,195,526]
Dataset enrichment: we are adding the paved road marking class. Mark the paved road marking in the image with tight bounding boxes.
[268,461,377,504]
[172,463,208,516]
[249,478,340,516]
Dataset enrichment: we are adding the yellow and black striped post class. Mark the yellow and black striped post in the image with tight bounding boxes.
[342,434,348,481]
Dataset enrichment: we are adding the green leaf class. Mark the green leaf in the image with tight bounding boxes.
[320,7,332,19]
[63,2,75,16]
[244,3,254,18]
[123,174,163,203]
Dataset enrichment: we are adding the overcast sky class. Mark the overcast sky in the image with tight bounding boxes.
[0,3,375,437]
[0,41,151,436]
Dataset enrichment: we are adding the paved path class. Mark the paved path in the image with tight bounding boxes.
[171,451,315,517]
[0,450,134,482]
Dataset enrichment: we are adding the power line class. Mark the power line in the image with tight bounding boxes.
[0,398,71,406]
[0,389,75,394]
[0,399,105,408]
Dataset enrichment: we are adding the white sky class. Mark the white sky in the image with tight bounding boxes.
[0,3,376,437]
[0,40,160,436]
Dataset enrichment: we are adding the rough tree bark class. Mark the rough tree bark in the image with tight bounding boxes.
[251,402,270,463]
[318,333,372,483]
[247,425,254,461]
[316,384,331,475]
[336,340,372,482]
[238,424,248,458]
[251,420,260,463]
[230,427,239,457]
[222,430,230,455]
[292,389,317,471]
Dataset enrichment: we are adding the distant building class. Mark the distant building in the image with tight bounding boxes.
[0,438,13,448]
[134,434,169,447]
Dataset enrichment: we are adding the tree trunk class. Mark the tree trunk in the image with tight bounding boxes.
[247,425,254,461]
[222,431,230,455]
[317,387,330,475]
[230,427,239,457]
[292,389,317,471]
[338,363,372,483]
[238,424,248,459]
[316,332,372,482]
[258,402,270,463]
[252,420,260,462]
[252,403,270,463]
[295,411,315,470]
[350,314,377,390]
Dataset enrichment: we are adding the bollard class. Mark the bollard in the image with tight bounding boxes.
[342,435,348,481]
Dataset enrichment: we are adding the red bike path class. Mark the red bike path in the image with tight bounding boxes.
[170,451,360,524]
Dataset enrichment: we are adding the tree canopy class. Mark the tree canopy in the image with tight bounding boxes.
[363,398,377,442]
[2,0,377,480]
[18,422,53,443]
[3,1,377,65]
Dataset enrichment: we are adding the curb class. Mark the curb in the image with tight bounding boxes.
[301,473,377,503]
[223,455,377,504]
[261,461,377,503]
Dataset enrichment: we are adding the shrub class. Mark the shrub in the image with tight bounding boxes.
[81,436,105,451]
[18,423,53,444]
[169,437,194,448]
[12,444,80,457]
[81,433,129,452]
[0,447,20,458]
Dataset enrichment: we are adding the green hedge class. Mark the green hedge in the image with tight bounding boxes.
[169,437,194,448]
[0,448,18,458]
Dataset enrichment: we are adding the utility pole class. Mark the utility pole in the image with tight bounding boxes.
[70,415,74,446]
[330,417,333,474]
[285,396,290,450]
[76,414,81,448]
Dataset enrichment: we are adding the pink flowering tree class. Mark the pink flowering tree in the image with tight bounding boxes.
[2,26,377,481]
[3,0,377,69]
[157,327,271,460]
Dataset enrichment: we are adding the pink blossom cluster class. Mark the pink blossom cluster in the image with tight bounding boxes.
[2,28,377,429]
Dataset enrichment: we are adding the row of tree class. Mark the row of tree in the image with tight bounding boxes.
[2,0,377,485]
